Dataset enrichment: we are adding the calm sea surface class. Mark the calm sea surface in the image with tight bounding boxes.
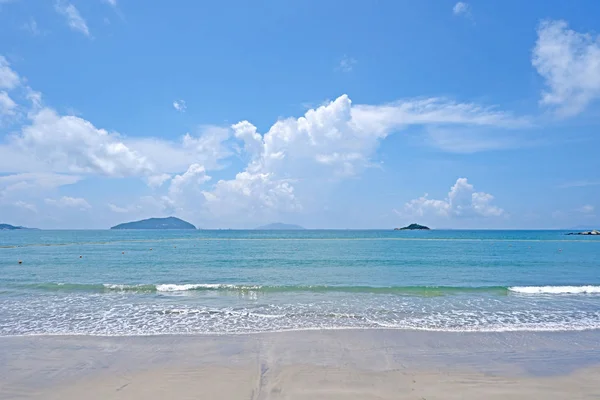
[1,230,599,336]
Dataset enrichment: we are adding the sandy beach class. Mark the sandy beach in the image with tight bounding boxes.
[2,330,600,399]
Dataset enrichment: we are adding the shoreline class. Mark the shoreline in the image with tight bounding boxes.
[3,324,600,338]
[2,329,600,399]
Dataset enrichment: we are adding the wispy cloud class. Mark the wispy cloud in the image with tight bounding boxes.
[108,204,126,213]
[0,91,17,116]
[102,0,124,20]
[336,55,357,73]
[578,204,595,214]
[453,2,471,18]
[45,196,91,210]
[0,173,81,199]
[533,20,600,117]
[54,1,90,37]
[558,180,600,189]
[0,56,20,90]
[22,18,41,36]
[425,127,528,153]
[14,200,37,213]
[173,100,186,112]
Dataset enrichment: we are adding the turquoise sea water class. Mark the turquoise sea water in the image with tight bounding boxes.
[1,230,599,336]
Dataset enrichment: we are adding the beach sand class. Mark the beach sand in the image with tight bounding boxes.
[2,330,600,399]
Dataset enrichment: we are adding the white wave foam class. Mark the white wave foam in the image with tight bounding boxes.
[156,284,217,292]
[509,286,600,294]
[103,284,132,290]
[95,283,264,292]
[102,283,225,291]
[102,284,154,291]
[155,283,261,292]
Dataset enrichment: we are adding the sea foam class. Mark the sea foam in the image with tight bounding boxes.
[509,286,600,294]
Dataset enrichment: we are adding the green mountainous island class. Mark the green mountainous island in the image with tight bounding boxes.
[255,223,305,230]
[0,223,34,230]
[110,217,196,230]
[394,223,430,230]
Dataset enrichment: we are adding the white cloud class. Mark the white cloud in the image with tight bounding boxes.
[22,18,41,36]
[151,164,211,217]
[127,126,232,174]
[0,110,232,176]
[108,203,129,213]
[0,173,81,198]
[146,173,171,188]
[14,200,37,213]
[399,178,504,219]
[578,205,595,214]
[0,50,531,226]
[232,121,263,156]
[14,108,151,176]
[203,172,299,219]
[396,195,450,218]
[180,126,232,167]
[453,2,470,17]
[352,97,528,131]
[195,95,523,221]
[0,91,16,116]
[337,55,356,72]
[108,203,128,213]
[45,196,91,210]
[0,56,20,89]
[103,0,117,6]
[168,163,211,197]
[107,202,144,214]
[120,195,178,217]
[173,100,186,112]
[26,88,42,109]
[202,96,360,219]
[533,20,600,117]
[0,173,80,187]
[0,172,80,187]
[54,1,90,37]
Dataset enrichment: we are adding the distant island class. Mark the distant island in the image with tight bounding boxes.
[255,223,305,230]
[394,223,430,231]
[566,230,599,236]
[111,217,196,230]
[0,223,32,230]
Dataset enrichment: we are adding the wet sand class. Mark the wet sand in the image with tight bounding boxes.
[2,330,600,399]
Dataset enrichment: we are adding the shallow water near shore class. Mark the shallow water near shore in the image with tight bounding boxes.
[1,229,599,336]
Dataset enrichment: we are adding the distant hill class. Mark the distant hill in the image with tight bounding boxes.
[394,223,430,231]
[111,217,196,230]
[255,223,305,230]
[0,223,31,230]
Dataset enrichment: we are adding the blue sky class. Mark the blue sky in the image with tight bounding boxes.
[0,0,599,229]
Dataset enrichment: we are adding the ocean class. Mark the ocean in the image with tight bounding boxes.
[1,229,599,336]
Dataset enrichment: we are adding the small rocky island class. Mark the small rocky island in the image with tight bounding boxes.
[111,217,196,230]
[394,223,430,231]
[566,230,599,236]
